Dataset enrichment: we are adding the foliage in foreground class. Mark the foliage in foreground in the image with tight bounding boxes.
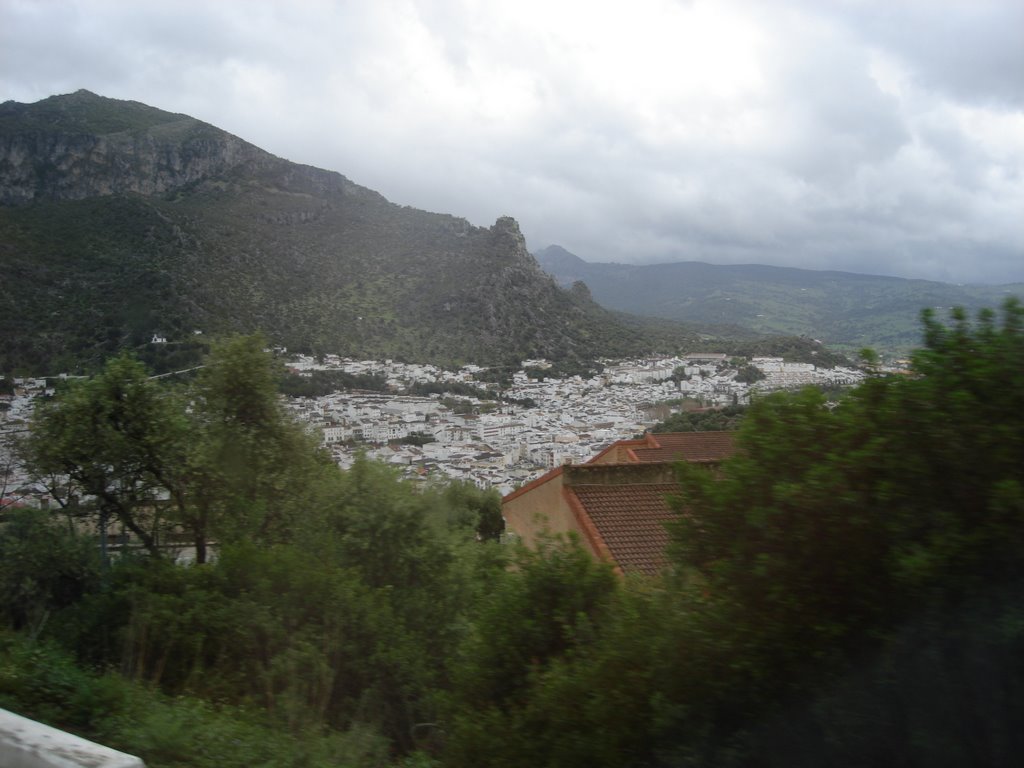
[3,301,1023,767]
[441,299,1024,767]
[0,630,389,768]
[1,462,503,765]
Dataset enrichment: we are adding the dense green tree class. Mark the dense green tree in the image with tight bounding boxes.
[652,403,747,433]
[23,354,188,557]
[733,364,766,384]
[292,458,509,748]
[654,298,1024,764]
[184,335,334,556]
[279,369,389,398]
[11,337,499,761]
[445,536,617,766]
[439,481,505,541]
[673,299,1023,627]
[440,299,1024,767]
[26,458,502,755]
[22,336,333,563]
[0,509,101,635]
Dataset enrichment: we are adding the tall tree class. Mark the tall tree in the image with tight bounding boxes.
[23,336,329,563]
[656,298,1024,763]
[24,355,187,558]
[183,335,324,555]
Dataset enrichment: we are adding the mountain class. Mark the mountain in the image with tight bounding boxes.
[536,245,1022,354]
[0,91,693,374]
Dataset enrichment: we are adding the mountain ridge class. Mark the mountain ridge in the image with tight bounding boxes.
[0,91,696,373]
[535,245,1022,353]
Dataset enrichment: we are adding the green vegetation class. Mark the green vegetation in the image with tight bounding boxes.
[721,335,851,367]
[22,336,327,564]
[407,380,491,399]
[390,431,435,447]
[0,629,387,768]
[441,299,1024,767]
[4,299,1024,767]
[538,245,1022,356]
[652,403,748,433]
[733,364,765,384]
[0,90,189,137]
[1,90,852,378]
[7,336,510,765]
[525,358,604,380]
[280,369,389,397]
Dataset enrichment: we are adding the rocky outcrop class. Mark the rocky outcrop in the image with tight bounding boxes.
[568,280,594,303]
[0,127,276,204]
[0,91,275,204]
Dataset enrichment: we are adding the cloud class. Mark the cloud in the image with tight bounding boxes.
[2,0,1022,283]
[828,0,1024,109]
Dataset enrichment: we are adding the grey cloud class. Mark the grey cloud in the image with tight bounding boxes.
[816,1,1024,108]
[1,0,1022,285]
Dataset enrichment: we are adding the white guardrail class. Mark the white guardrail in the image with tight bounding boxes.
[0,708,145,768]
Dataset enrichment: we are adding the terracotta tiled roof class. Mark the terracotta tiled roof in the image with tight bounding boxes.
[502,431,737,577]
[566,482,680,576]
[627,431,736,464]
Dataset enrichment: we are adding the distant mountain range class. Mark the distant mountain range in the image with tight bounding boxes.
[0,90,703,374]
[535,245,1022,354]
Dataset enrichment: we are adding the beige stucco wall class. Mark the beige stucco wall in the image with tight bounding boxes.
[588,442,639,464]
[503,470,587,549]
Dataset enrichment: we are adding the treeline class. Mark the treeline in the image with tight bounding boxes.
[720,336,851,367]
[525,359,605,380]
[3,301,1024,767]
[279,369,390,397]
[279,370,538,410]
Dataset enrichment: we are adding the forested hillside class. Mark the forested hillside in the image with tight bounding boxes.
[2,300,1022,767]
[0,91,677,374]
[537,244,1022,355]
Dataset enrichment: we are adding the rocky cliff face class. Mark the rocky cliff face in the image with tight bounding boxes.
[0,90,274,204]
[449,216,601,360]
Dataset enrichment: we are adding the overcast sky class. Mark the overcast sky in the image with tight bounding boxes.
[3,0,1023,284]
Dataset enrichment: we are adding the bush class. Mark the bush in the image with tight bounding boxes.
[0,509,101,635]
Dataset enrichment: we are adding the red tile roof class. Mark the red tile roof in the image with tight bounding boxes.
[626,431,736,464]
[566,482,680,577]
[502,431,737,577]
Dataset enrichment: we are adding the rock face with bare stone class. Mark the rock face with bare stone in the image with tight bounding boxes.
[0,90,273,204]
